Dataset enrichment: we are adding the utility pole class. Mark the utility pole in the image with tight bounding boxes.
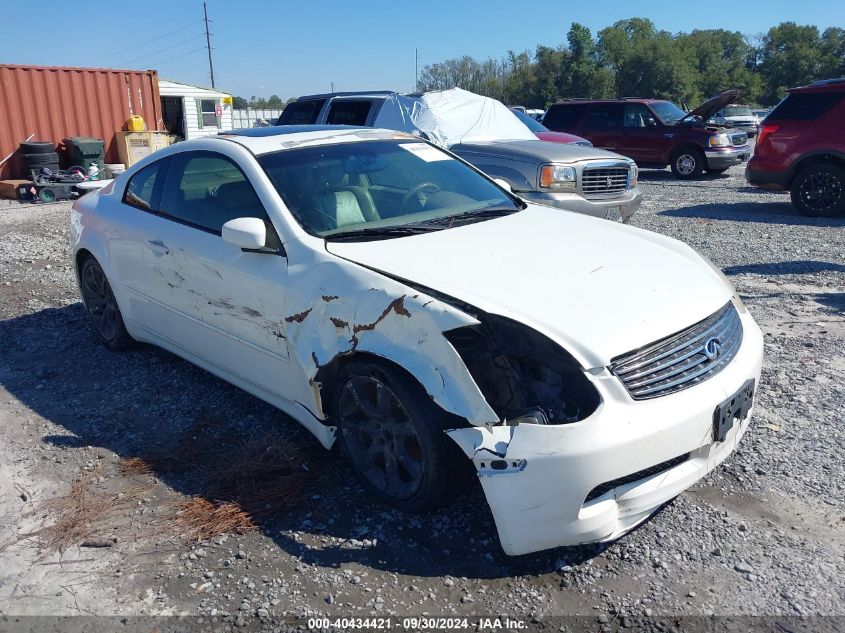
[203,2,215,88]
[415,48,419,91]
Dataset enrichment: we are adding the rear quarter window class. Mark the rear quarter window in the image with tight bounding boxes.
[277,99,326,125]
[768,92,844,121]
[543,104,584,130]
[326,100,375,126]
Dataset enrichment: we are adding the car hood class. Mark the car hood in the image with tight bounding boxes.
[451,139,628,164]
[684,90,739,123]
[325,205,733,368]
[535,130,592,145]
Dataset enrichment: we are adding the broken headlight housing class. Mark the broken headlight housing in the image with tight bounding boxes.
[445,314,601,425]
[539,164,577,190]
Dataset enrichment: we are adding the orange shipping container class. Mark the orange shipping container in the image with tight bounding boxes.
[0,64,163,179]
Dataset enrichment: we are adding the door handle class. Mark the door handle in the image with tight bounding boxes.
[146,240,169,256]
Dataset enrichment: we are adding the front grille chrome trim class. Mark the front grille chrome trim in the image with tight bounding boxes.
[610,302,743,400]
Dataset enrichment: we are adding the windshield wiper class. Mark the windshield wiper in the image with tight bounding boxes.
[416,205,523,228]
[325,225,442,241]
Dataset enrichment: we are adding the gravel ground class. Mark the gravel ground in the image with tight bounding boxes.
[0,162,843,631]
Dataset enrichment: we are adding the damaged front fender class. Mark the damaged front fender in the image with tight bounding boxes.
[280,257,501,445]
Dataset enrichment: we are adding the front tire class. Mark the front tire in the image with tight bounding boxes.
[332,360,463,513]
[79,257,132,351]
[790,164,845,217]
[670,148,705,179]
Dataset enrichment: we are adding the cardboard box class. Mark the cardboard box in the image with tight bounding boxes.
[0,179,31,199]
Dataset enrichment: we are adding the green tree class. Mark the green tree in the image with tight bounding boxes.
[820,27,845,78]
[758,22,824,103]
[231,96,248,109]
[267,94,283,108]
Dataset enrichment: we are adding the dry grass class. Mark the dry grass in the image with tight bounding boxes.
[19,470,151,553]
[160,498,256,541]
[20,414,319,551]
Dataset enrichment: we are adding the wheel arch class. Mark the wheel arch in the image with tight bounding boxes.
[787,151,845,187]
[314,350,469,430]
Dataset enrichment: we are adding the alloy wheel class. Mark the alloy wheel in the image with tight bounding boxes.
[675,154,697,176]
[799,170,842,212]
[81,263,119,342]
[338,376,425,500]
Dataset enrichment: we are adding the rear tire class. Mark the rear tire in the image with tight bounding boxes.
[332,360,467,513]
[790,164,845,217]
[79,257,132,351]
[670,148,705,179]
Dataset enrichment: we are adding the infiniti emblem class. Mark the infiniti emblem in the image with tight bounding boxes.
[703,337,722,361]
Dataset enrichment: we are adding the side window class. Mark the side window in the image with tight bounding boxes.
[158,152,277,244]
[123,161,162,211]
[326,100,374,126]
[623,104,652,128]
[768,93,844,121]
[586,104,623,129]
[277,99,326,125]
[543,105,583,130]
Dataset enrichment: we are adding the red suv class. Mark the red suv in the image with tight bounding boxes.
[746,79,845,217]
[543,91,752,179]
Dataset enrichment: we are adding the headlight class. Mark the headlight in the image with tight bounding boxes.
[539,164,576,189]
[708,133,731,148]
[630,163,638,187]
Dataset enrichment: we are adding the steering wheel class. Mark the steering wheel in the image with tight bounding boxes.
[400,182,441,211]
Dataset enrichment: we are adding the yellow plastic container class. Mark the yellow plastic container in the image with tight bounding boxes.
[126,115,146,132]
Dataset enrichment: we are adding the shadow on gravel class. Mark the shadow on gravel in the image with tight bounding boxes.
[637,169,733,183]
[660,202,845,227]
[816,292,845,315]
[0,304,619,580]
[723,260,845,276]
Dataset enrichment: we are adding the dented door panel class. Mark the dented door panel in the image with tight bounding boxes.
[139,216,293,397]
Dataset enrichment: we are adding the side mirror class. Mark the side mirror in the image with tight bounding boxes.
[222,217,266,250]
[494,178,513,192]
[644,117,657,127]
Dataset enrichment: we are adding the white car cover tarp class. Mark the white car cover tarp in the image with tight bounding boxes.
[372,88,536,148]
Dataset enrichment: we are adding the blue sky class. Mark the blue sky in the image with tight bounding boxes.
[1,0,842,99]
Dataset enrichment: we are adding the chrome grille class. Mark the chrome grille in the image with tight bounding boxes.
[581,166,629,198]
[730,132,748,146]
[611,302,743,400]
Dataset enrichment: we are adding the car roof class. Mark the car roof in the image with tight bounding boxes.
[790,78,845,93]
[288,90,396,100]
[550,98,667,106]
[218,125,417,155]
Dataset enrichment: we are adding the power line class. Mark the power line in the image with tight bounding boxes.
[113,34,206,68]
[83,20,205,65]
[133,46,209,71]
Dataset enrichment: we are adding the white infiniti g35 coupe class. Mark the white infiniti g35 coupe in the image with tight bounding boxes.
[70,125,763,555]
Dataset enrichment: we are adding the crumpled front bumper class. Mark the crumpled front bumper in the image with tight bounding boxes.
[447,309,763,556]
[519,187,641,223]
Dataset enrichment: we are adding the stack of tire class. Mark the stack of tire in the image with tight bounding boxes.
[19,141,59,179]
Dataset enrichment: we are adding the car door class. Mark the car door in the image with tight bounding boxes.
[617,103,663,163]
[110,158,169,329]
[138,150,295,399]
[582,104,625,153]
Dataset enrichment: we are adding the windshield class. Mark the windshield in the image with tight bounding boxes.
[649,101,687,124]
[511,109,547,133]
[258,139,519,239]
[724,106,753,117]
